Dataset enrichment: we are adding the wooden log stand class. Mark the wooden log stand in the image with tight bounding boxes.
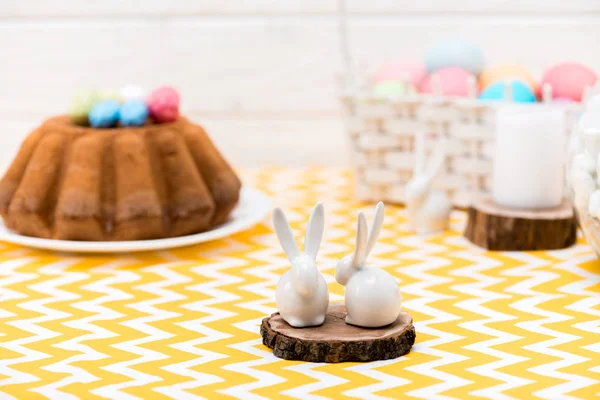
[464,195,577,251]
[260,303,416,363]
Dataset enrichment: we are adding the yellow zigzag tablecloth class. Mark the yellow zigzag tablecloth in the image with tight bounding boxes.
[0,167,598,399]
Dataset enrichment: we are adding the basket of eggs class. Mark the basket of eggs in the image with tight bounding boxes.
[340,39,598,208]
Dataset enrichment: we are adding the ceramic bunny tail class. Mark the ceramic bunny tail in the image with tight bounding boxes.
[336,202,402,328]
[273,203,329,328]
[405,131,451,234]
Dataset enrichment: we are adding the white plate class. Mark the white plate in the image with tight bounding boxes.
[0,187,271,254]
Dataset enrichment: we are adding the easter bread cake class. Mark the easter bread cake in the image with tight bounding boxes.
[0,116,241,241]
[0,115,241,241]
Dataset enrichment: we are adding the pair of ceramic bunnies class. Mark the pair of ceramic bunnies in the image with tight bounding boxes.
[273,202,402,328]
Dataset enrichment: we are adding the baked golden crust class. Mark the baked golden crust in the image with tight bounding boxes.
[0,116,240,241]
[181,122,242,226]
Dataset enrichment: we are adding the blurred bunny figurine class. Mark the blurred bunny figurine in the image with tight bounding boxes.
[274,203,329,328]
[335,202,402,328]
[405,131,451,234]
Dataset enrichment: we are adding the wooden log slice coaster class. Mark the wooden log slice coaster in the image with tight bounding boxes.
[260,303,416,363]
[464,195,577,251]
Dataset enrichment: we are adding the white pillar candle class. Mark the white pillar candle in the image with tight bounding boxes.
[492,106,566,209]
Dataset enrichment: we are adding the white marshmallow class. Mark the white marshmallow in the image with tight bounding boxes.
[573,169,596,209]
[573,153,596,174]
[570,154,596,188]
[589,190,600,218]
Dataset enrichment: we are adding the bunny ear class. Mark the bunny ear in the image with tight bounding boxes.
[352,212,369,268]
[273,207,300,262]
[424,138,448,183]
[304,202,325,261]
[414,131,426,176]
[365,202,384,257]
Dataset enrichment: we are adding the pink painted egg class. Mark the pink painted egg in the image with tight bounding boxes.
[373,62,426,87]
[147,86,180,123]
[541,62,598,102]
[419,67,474,97]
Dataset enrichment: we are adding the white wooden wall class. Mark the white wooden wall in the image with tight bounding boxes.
[0,1,599,170]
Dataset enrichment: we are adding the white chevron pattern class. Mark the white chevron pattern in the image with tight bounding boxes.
[0,168,596,399]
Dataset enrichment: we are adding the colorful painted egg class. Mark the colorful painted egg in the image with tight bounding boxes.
[89,100,120,128]
[147,86,180,123]
[119,85,147,102]
[119,99,149,127]
[541,62,598,102]
[478,80,536,103]
[68,88,100,125]
[372,81,415,97]
[419,67,474,97]
[373,62,426,87]
[480,64,537,92]
[425,39,485,75]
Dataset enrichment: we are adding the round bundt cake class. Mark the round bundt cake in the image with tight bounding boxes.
[0,116,241,241]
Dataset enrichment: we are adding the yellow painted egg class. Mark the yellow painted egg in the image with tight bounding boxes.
[479,64,537,93]
[68,88,100,125]
[98,89,121,103]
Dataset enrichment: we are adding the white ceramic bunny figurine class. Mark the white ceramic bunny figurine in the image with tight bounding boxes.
[405,131,451,234]
[274,203,329,328]
[335,202,402,328]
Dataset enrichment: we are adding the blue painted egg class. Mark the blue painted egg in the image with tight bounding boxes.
[425,39,485,75]
[89,100,120,128]
[478,80,536,103]
[119,99,149,127]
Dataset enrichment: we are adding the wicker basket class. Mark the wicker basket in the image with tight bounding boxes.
[340,91,582,208]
